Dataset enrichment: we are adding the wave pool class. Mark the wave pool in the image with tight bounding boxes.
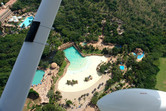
[64,46,88,71]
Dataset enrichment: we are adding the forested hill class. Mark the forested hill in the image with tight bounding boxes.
[0,0,165,95]
[0,30,27,95]
[54,0,165,51]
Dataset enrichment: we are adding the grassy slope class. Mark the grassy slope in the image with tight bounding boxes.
[155,58,166,91]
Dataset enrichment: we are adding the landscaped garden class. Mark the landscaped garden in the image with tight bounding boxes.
[155,58,166,92]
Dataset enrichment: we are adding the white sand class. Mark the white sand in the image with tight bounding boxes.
[58,56,107,92]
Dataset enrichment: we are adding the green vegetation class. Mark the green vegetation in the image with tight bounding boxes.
[0,0,8,4]
[11,0,41,12]
[28,88,39,100]
[66,80,78,85]
[155,58,166,92]
[45,85,64,110]
[0,0,166,110]
[57,60,67,76]
[33,102,65,111]
[66,100,72,107]
[47,89,62,104]
[84,75,92,82]
[55,91,62,102]
[47,90,54,99]
[78,44,102,55]
[41,103,65,111]
[0,30,27,95]
[52,51,65,66]
[27,100,35,110]
[99,63,111,74]
[90,92,99,105]
[52,76,59,83]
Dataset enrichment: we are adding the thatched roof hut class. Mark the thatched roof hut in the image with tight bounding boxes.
[51,63,57,69]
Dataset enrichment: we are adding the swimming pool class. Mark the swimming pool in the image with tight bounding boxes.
[133,52,144,59]
[120,65,125,70]
[133,52,137,56]
[137,53,144,59]
[20,16,34,28]
[32,70,45,85]
[64,46,88,71]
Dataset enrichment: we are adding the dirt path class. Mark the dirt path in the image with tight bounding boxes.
[87,35,114,50]
[32,67,59,103]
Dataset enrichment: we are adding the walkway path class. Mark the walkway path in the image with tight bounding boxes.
[83,35,114,50]
[32,67,59,103]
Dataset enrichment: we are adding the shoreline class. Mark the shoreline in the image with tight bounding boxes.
[57,56,108,92]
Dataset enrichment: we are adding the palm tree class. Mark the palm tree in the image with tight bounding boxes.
[66,100,72,107]
[22,24,25,28]
[55,91,62,101]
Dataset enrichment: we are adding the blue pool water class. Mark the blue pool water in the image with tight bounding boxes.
[64,46,87,71]
[133,52,137,56]
[20,16,34,28]
[133,52,144,59]
[120,66,125,70]
[137,53,144,59]
[32,70,45,85]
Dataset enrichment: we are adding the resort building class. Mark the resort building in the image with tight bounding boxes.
[0,0,17,24]
[8,16,22,23]
[0,7,13,24]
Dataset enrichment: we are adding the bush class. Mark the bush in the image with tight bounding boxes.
[42,104,56,111]
[84,77,89,82]
[52,51,65,66]
[47,89,54,98]
[42,45,50,59]
[28,88,39,100]
[39,61,49,69]
[66,80,78,85]
[55,91,62,101]
[102,48,109,54]
[66,100,72,107]
[91,92,99,105]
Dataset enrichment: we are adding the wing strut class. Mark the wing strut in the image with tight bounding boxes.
[0,0,62,111]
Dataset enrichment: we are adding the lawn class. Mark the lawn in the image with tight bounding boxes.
[155,58,166,92]
[57,60,67,76]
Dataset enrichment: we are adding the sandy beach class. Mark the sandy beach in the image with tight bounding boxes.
[58,56,107,92]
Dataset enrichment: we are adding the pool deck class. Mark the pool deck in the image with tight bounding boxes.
[131,52,145,62]
[58,42,74,51]
[32,66,59,103]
